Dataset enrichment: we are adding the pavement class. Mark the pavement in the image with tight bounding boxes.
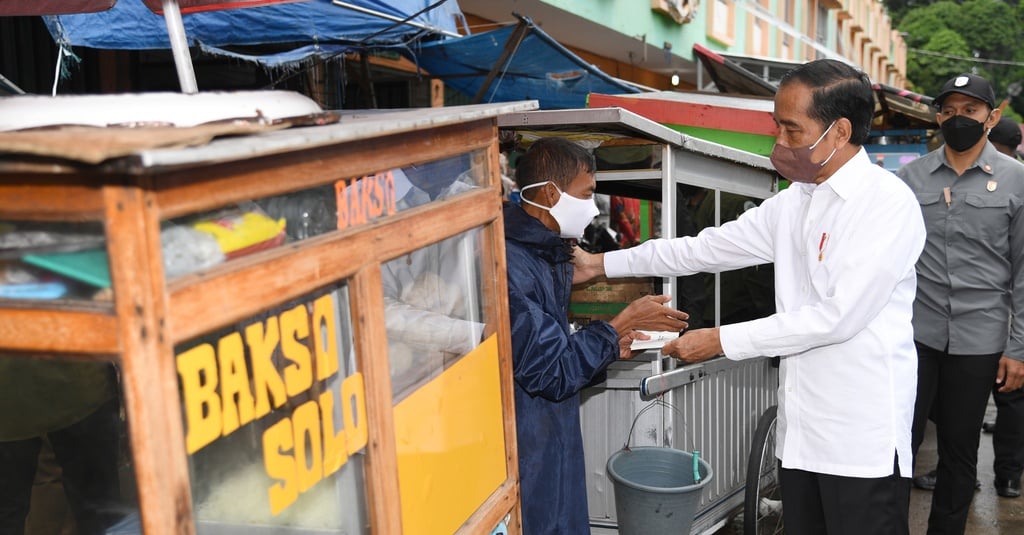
[715,397,1024,534]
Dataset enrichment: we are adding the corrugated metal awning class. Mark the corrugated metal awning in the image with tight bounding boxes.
[694,45,938,129]
[693,44,776,97]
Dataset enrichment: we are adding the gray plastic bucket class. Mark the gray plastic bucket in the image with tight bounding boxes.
[606,446,714,535]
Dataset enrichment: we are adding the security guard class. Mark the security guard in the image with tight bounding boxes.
[898,73,1024,533]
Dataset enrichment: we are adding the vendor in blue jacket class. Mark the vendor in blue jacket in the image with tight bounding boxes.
[503,137,689,534]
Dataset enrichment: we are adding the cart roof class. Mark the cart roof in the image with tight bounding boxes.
[133,101,539,173]
[0,100,539,174]
[497,107,773,173]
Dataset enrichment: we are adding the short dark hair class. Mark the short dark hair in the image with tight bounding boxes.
[779,59,874,146]
[515,137,595,192]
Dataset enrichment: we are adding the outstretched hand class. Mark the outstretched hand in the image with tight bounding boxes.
[608,294,688,335]
[660,327,723,364]
[571,246,606,285]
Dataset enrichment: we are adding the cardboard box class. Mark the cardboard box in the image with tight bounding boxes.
[569,277,658,325]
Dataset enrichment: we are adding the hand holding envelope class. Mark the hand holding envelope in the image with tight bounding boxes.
[629,330,681,351]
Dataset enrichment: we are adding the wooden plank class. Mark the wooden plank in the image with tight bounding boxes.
[167,188,501,344]
[457,481,519,534]
[476,159,523,531]
[0,175,105,220]
[152,121,495,220]
[121,103,535,173]
[0,307,119,355]
[103,183,195,535]
[367,188,501,263]
[349,263,403,534]
[452,146,520,533]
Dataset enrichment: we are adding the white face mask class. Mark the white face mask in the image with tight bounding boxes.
[520,181,600,239]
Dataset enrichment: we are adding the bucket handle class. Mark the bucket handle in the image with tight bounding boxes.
[622,399,703,483]
[622,398,696,452]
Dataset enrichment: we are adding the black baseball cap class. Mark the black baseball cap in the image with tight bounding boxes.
[934,73,996,109]
[990,116,1022,147]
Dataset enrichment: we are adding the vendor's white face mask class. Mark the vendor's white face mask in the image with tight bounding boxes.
[520,181,599,239]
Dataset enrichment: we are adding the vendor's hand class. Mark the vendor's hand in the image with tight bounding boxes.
[618,330,650,360]
[608,294,688,334]
[661,327,722,364]
[996,355,1024,392]
[571,246,606,285]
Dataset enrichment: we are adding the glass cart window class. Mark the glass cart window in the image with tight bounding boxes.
[382,227,486,401]
[159,150,488,282]
[175,284,369,534]
[160,200,297,281]
[0,355,139,534]
[0,221,111,303]
[336,150,487,231]
[382,226,508,533]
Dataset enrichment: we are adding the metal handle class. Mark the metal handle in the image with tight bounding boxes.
[639,362,707,401]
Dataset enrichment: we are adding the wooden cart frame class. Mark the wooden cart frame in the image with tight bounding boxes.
[0,100,535,534]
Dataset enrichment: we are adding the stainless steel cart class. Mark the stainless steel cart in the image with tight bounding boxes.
[498,107,781,534]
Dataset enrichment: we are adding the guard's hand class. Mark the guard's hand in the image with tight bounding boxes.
[661,327,723,364]
[609,294,688,334]
[571,246,606,285]
[996,355,1024,392]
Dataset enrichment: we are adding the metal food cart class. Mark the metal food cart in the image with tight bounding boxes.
[587,83,939,175]
[498,107,781,534]
[0,96,536,534]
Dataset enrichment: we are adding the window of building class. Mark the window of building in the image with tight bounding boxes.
[815,3,829,60]
[780,0,795,60]
[708,0,735,45]
[748,0,771,56]
[750,19,766,56]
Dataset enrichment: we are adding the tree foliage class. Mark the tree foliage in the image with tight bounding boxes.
[906,29,974,96]
[885,0,1021,24]
[897,1,961,50]
[890,0,1024,116]
[958,0,1016,60]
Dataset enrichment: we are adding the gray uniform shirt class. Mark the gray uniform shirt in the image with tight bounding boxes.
[898,142,1024,360]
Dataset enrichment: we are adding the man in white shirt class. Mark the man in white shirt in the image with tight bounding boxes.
[574,59,925,534]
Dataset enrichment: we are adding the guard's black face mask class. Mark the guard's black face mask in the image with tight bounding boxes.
[941,115,987,152]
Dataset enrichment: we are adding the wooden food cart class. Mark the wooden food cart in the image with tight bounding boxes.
[498,107,780,534]
[0,96,535,534]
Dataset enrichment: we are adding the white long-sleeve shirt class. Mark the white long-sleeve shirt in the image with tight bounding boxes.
[605,148,925,478]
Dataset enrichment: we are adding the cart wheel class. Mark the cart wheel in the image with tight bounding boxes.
[744,405,783,535]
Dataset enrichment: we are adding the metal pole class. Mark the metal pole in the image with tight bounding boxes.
[714,189,721,327]
[2,72,25,95]
[471,19,530,104]
[162,0,198,94]
[331,1,461,38]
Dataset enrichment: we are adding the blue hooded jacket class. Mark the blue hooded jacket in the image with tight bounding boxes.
[503,202,619,534]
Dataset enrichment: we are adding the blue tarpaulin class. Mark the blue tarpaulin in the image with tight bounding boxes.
[405,17,642,110]
[44,0,463,67]
[40,2,640,107]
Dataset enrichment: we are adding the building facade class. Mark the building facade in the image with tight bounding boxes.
[0,1,908,105]
[459,0,907,91]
